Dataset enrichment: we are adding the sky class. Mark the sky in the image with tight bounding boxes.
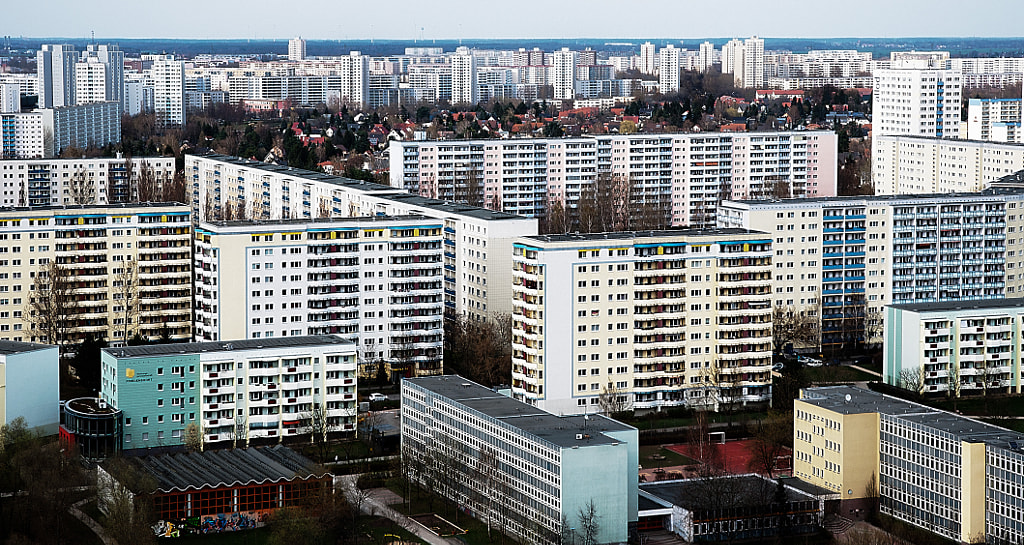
[9,0,1024,40]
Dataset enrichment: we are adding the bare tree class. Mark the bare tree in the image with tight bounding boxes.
[114,262,139,345]
[772,305,819,353]
[899,366,923,396]
[863,307,884,348]
[301,402,334,462]
[183,422,203,452]
[746,412,790,477]
[543,191,570,235]
[68,168,96,204]
[100,457,157,545]
[136,160,159,202]
[231,413,249,449]
[473,446,500,541]
[456,167,484,207]
[576,499,600,545]
[26,261,78,347]
[164,170,188,204]
[597,381,632,415]
[203,191,215,221]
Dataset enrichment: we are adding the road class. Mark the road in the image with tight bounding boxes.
[336,474,455,545]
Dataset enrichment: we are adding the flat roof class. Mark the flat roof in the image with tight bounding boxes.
[725,187,1024,207]
[103,335,355,359]
[0,340,53,355]
[0,202,189,214]
[193,153,527,222]
[199,213,439,230]
[118,445,329,494]
[641,474,814,511]
[800,386,1024,450]
[889,297,1024,313]
[522,228,770,244]
[64,397,120,416]
[406,375,635,448]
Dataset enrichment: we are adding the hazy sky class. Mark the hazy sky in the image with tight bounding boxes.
[11,0,1024,40]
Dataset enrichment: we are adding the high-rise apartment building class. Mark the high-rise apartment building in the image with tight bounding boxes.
[391,131,838,226]
[966,97,1022,143]
[1,82,20,113]
[873,135,1024,194]
[0,203,192,345]
[698,41,715,73]
[101,336,358,451]
[795,385,1024,544]
[152,55,185,127]
[552,48,577,100]
[718,190,1024,349]
[0,101,121,158]
[186,154,538,322]
[37,44,77,108]
[0,156,176,206]
[194,216,445,378]
[639,42,657,76]
[450,46,477,105]
[79,45,125,107]
[741,37,765,88]
[658,45,681,94]
[288,37,306,61]
[873,66,961,140]
[883,298,1024,396]
[402,375,638,545]
[510,229,773,414]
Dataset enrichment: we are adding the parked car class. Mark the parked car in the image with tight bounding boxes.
[798,356,823,367]
[368,393,387,402]
[771,363,785,372]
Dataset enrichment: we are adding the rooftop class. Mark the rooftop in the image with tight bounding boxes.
[522,228,771,244]
[0,202,189,214]
[724,187,1024,208]
[117,445,330,493]
[405,375,635,448]
[198,213,439,230]
[0,340,53,356]
[889,297,1024,313]
[64,397,121,416]
[641,474,815,511]
[801,386,1024,451]
[103,335,355,359]
[194,153,527,222]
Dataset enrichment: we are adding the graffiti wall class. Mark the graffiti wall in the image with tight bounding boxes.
[153,511,268,537]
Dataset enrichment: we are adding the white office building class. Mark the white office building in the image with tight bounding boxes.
[402,375,638,545]
[511,229,774,414]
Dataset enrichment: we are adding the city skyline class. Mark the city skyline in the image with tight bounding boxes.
[10,0,1024,41]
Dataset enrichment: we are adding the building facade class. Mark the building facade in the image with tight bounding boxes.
[37,44,77,109]
[390,131,838,227]
[0,203,192,345]
[0,341,59,434]
[288,37,306,62]
[511,229,773,414]
[883,299,1024,396]
[152,55,185,127]
[100,336,358,451]
[194,216,444,378]
[718,190,1024,350]
[966,98,1022,143]
[402,375,638,545]
[795,385,1024,544]
[873,135,1024,195]
[186,153,538,321]
[0,156,175,206]
[0,101,121,159]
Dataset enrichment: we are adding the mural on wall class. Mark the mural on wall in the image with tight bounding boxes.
[153,511,268,537]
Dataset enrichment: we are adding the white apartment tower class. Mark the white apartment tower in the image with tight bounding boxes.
[288,37,306,61]
[873,67,962,141]
[511,229,774,414]
[698,41,715,73]
[37,44,77,108]
[741,36,765,88]
[552,48,577,100]
[151,55,185,127]
[80,45,125,107]
[74,57,110,105]
[658,45,681,94]
[451,46,478,105]
[721,39,744,79]
[0,83,19,113]
[639,42,657,76]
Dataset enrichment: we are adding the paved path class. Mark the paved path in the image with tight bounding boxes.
[69,497,117,545]
[337,474,454,545]
[847,364,882,378]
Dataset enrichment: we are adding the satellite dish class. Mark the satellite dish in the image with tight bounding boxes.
[845,394,852,403]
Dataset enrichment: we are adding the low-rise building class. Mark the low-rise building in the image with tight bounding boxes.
[794,385,1024,544]
[402,375,638,545]
[0,341,59,434]
[511,229,773,414]
[100,336,358,452]
[883,298,1024,396]
[98,445,331,537]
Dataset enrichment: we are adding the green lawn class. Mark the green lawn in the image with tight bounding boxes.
[638,445,697,469]
[932,395,1024,417]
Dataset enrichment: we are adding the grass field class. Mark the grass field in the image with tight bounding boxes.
[802,365,877,383]
[638,444,698,469]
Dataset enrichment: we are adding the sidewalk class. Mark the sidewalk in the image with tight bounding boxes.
[847,364,882,378]
[337,474,454,545]
[69,497,116,545]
